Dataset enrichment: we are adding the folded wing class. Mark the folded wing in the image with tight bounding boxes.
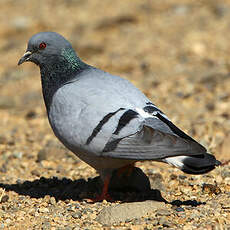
[101,104,207,160]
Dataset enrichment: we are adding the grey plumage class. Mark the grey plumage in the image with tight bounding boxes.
[18,32,220,189]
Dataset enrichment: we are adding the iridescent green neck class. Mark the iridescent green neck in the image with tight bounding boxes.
[61,47,85,70]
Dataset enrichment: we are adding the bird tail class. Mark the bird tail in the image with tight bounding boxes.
[164,153,221,174]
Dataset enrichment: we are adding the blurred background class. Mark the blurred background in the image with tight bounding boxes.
[1,0,229,160]
[0,0,230,228]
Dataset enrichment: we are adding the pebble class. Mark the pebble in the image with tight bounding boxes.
[97,201,166,225]
[36,149,48,162]
[175,207,185,212]
[72,227,81,230]
[0,195,9,203]
[25,110,37,120]
[158,217,171,227]
[64,227,72,230]
[221,170,230,179]
[156,209,171,216]
[170,174,178,180]
[38,207,49,213]
[31,169,40,177]
[5,219,11,224]
[0,135,7,144]
[0,163,7,173]
[179,175,187,180]
[172,4,190,15]
[149,173,165,191]
[72,211,82,219]
[49,197,56,205]
[41,221,51,230]
[202,183,221,195]
[12,151,23,159]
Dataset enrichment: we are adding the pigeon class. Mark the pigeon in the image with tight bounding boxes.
[18,32,220,201]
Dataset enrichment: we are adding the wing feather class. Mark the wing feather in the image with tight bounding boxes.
[102,124,207,160]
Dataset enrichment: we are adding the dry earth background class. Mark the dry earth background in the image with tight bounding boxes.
[0,0,230,229]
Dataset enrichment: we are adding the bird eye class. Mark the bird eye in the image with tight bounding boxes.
[39,42,46,50]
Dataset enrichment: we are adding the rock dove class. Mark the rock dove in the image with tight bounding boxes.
[18,32,220,201]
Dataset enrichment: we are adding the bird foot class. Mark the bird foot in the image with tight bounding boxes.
[93,192,113,202]
[117,163,135,178]
[86,192,113,203]
[87,175,113,202]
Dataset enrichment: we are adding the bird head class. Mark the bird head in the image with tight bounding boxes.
[18,32,75,67]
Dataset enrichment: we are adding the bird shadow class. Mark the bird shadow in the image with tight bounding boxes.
[0,176,163,202]
[0,175,205,207]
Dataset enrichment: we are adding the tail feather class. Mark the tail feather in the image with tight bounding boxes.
[165,153,221,175]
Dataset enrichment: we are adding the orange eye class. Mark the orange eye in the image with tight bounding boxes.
[39,42,46,50]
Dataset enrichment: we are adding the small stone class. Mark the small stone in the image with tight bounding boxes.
[36,149,48,162]
[156,209,171,216]
[41,221,51,230]
[175,207,185,212]
[150,173,165,191]
[31,169,40,177]
[25,110,37,119]
[5,219,11,224]
[43,195,51,203]
[12,151,23,159]
[191,42,206,56]
[49,197,56,205]
[212,4,230,18]
[221,170,230,179]
[97,200,166,225]
[206,102,215,111]
[170,174,177,180]
[36,140,68,162]
[202,183,221,195]
[0,209,5,217]
[72,211,82,219]
[0,135,7,144]
[0,163,7,173]
[38,207,49,213]
[8,140,15,146]
[158,217,171,227]
[172,4,189,15]
[179,175,187,180]
[0,195,9,203]
[64,227,72,230]
[72,227,81,230]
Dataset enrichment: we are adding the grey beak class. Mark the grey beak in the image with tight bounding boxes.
[18,51,32,65]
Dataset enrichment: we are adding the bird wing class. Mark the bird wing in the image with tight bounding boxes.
[99,104,207,160]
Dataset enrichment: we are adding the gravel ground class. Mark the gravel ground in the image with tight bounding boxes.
[0,0,230,229]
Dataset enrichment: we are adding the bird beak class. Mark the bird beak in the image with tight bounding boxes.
[18,51,32,65]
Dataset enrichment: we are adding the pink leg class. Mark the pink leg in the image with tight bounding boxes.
[93,175,113,202]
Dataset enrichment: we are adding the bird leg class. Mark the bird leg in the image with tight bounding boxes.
[93,175,113,202]
[91,164,135,202]
[116,163,135,178]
